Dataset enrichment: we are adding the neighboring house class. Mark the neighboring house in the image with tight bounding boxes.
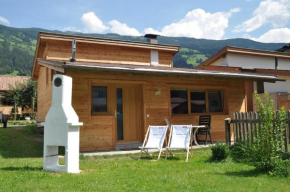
[196,46,290,111]
[32,32,279,151]
[0,76,30,115]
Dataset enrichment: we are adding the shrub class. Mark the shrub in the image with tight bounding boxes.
[22,122,37,135]
[211,142,229,161]
[230,92,290,177]
[253,92,287,172]
[270,159,290,177]
[230,142,251,163]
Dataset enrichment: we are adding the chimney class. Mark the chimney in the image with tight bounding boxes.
[144,34,159,44]
[69,39,76,62]
[144,34,160,67]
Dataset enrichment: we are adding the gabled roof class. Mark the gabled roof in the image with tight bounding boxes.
[0,76,30,91]
[199,46,290,67]
[31,32,180,80]
[37,58,283,83]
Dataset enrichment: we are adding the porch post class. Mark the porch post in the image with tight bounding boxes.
[225,118,231,147]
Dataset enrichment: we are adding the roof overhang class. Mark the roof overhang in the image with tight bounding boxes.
[37,59,284,83]
[198,65,290,77]
[198,46,290,67]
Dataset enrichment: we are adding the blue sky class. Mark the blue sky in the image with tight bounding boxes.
[0,0,290,42]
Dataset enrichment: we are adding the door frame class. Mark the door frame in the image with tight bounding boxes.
[112,84,144,144]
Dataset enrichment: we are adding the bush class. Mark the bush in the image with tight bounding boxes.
[253,92,287,172]
[270,159,290,177]
[230,92,290,177]
[22,122,37,135]
[230,142,251,163]
[211,142,229,161]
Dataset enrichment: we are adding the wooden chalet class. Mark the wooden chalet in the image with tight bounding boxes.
[32,32,281,151]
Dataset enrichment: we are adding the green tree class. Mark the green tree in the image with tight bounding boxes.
[5,79,37,119]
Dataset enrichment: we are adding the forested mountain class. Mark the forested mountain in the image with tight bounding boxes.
[0,24,287,76]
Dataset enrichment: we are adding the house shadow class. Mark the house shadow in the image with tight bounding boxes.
[1,166,42,172]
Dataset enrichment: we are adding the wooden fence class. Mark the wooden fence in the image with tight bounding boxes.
[278,93,290,110]
[225,111,290,152]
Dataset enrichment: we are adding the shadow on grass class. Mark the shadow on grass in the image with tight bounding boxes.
[136,154,181,161]
[0,128,43,158]
[1,166,42,172]
[216,169,266,178]
[204,157,228,163]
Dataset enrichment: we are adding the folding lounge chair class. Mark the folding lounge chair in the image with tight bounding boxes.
[138,125,168,160]
[164,118,171,128]
[166,125,193,162]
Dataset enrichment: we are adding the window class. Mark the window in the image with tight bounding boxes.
[170,89,188,114]
[92,86,107,113]
[190,91,206,113]
[208,91,223,112]
[171,88,225,115]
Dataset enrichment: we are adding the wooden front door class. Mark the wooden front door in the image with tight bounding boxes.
[113,85,142,143]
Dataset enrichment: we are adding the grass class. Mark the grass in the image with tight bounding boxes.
[0,120,35,128]
[4,70,19,76]
[8,120,35,126]
[0,128,289,191]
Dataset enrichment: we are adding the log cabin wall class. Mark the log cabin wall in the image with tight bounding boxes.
[43,39,173,67]
[65,68,246,152]
[37,67,53,122]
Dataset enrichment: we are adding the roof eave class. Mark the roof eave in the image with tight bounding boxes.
[31,33,41,80]
[199,45,290,67]
[38,31,180,52]
[61,63,281,83]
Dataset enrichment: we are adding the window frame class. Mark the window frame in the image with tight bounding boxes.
[170,88,189,115]
[91,85,110,116]
[170,87,227,116]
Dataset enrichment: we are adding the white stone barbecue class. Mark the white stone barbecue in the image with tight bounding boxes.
[42,75,83,173]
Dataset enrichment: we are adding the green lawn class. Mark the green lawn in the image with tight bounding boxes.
[4,70,19,76]
[0,128,289,192]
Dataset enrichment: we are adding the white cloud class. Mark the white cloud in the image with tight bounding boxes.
[144,8,240,40]
[252,28,290,42]
[234,0,290,33]
[0,16,10,25]
[241,33,252,39]
[108,20,141,36]
[81,12,109,33]
[143,27,162,35]
[62,27,81,32]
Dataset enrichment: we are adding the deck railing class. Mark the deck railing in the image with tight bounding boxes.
[225,111,290,152]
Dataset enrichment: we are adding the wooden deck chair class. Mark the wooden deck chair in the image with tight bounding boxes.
[166,125,193,162]
[138,125,168,160]
[164,118,171,128]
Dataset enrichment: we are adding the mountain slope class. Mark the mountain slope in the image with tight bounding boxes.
[0,24,286,76]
